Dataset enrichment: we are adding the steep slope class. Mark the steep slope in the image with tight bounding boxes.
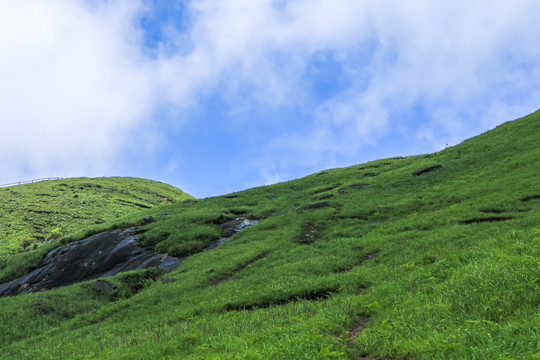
[0,111,538,359]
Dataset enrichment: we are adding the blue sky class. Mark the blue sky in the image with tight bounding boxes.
[1,1,539,198]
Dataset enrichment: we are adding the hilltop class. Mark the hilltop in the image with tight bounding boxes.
[0,110,538,359]
[0,176,193,255]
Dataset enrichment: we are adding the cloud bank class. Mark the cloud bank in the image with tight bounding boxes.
[171,0,540,149]
[0,0,157,182]
[1,0,539,193]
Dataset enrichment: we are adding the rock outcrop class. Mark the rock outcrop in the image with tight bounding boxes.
[0,218,259,297]
[204,218,259,251]
[0,228,180,297]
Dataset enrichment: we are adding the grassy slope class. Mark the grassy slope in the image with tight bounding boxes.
[0,177,193,283]
[0,111,539,359]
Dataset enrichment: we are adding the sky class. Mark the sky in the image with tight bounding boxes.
[1,0,539,198]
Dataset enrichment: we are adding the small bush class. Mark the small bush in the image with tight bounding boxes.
[113,268,165,298]
[138,229,171,247]
[168,241,205,257]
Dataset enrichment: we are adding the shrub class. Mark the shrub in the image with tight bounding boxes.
[167,241,205,257]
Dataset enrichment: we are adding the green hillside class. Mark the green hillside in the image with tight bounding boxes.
[0,177,193,279]
[0,111,539,359]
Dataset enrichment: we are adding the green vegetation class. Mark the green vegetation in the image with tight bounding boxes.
[0,176,193,255]
[0,111,539,359]
[0,177,193,284]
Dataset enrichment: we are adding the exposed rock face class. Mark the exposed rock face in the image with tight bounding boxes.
[0,228,180,297]
[0,218,259,298]
[205,218,259,251]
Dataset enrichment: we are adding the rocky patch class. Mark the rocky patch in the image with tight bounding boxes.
[204,218,259,251]
[0,228,181,297]
[0,218,259,297]
[218,218,259,238]
[299,224,319,245]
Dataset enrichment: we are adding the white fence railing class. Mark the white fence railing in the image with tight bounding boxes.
[0,177,63,188]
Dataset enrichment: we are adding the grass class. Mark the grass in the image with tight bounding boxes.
[0,177,193,284]
[0,176,193,254]
[0,110,538,359]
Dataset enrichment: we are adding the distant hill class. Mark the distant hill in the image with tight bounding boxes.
[0,177,193,255]
[0,110,538,359]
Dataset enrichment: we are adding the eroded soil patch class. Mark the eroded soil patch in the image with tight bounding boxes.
[479,208,507,214]
[298,224,320,244]
[343,315,404,360]
[334,247,378,273]
[412,164,442,176]
[224,288,338,311]
[460,216,515,224]
[345,314,370,347]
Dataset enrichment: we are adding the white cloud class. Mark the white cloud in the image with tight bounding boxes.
[157,0,540,158]
[1,0,539,187]
[0,0,153,182]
